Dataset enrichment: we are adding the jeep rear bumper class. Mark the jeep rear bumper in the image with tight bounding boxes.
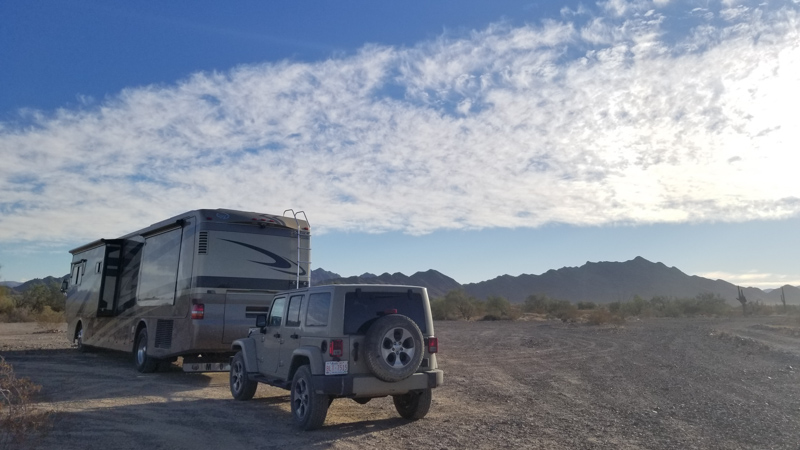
[312,370,443,397]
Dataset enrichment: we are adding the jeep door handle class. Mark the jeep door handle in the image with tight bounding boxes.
[273,333,281,338]
[290,334,299,339]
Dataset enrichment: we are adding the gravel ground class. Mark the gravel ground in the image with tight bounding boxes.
[2,316,799,449]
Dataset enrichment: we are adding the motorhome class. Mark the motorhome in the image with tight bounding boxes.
[63,208,310,372]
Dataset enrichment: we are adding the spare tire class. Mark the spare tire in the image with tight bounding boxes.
[363,314,424,382]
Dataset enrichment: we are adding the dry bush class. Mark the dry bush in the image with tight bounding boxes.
[0,295,14,317]
[550,305,580,323]
[33,307,64,329]
[586,308,624,326]
[0,308,33,324]
[0,357,52,450]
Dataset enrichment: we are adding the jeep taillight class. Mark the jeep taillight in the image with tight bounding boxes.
[427,337,438,353]
[329,339,343,357]
[191,303,204,320]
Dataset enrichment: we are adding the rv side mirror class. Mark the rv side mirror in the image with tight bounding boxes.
[255,314,267,331]
[60,278,69,293]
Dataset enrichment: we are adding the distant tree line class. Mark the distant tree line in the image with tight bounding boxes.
[0,266,65,324]
[430,289,797,324]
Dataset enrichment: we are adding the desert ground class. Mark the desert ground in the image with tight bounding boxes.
[2,316,799,449]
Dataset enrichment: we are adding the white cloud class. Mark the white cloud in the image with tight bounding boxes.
[1,2,799,244]
[698,271,800,289]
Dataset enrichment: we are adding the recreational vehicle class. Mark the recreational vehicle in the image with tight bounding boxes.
[63,209,310,372]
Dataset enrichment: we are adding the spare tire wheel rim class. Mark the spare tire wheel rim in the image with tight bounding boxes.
[382,327,416,367]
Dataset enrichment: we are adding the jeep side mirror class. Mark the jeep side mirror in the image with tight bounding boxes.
[255,314,267,331]
[60,278,69,294]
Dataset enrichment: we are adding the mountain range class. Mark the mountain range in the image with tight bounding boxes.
[314,256,800,305]
[1,276,65,293]
[5,258,798,306]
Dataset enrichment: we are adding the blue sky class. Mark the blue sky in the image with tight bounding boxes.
[1,0,799,289]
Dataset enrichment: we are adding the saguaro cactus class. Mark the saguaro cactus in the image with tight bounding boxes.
[736,286,748,315]
[781,287,786,313]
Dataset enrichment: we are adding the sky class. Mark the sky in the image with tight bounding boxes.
[1,0,799,289]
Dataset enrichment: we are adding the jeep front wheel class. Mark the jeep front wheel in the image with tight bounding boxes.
[393,388,432,420]
[230,352,257,401]
[291,366,329,430]
[364,314,424,382]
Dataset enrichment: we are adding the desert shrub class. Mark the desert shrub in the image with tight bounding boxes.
[0,289,14,316]
[482,296,519,320]
[551,305,580,322]
[576,301,596,310]
[0,308,33,324]
[618,295,649,317]
[523,294,551,313]
[524,294,574,315]
[445,290,482,320]
[431,290,484,321]
[586,308,623,325]
[33,306,64,327]
[603,293,730,320]
[17,284,64,313]
[749,301,778,316]
[429,297,449,321]
[0,357,52,449]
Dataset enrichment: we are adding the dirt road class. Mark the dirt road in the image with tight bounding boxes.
[2,316,799,449]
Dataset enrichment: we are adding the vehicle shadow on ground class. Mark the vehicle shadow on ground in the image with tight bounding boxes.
[35,396,416,449]
[2,348,220,404]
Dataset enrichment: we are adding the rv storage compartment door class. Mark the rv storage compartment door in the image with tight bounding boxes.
[223,291,274,343]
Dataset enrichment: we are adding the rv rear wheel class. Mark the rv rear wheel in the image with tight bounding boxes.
[134,328,159,373]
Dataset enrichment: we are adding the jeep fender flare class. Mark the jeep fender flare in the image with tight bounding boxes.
[231,338,259,373]
[290,346,325,377]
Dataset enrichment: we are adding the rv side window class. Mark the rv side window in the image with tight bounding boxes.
[305,292,331,327]
[137,228,182,305]
[285,295,303,327]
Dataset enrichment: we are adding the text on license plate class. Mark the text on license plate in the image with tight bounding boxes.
[325,361,348,375]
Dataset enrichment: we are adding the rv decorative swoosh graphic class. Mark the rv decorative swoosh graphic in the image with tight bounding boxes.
[219,239,307,276]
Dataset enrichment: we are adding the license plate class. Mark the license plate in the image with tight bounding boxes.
[325,361,348,375]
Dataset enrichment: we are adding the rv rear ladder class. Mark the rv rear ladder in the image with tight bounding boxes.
[284,209,311,289]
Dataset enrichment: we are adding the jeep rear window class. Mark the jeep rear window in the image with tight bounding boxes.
[343,291,427,335]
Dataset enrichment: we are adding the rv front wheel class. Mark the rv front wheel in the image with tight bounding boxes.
[134,328,159,373]
[74,324,88,353]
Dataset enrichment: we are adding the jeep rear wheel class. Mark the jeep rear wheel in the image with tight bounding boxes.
[364,314,424,382]
[230,352,257,401]
[393,388,432,420]
[291,365,329,430]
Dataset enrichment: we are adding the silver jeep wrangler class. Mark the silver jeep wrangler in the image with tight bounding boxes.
[229,284,443,430]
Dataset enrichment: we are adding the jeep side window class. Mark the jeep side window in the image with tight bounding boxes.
[305,292,331,327]
[285,295,303,328]
[269,297,286,328]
